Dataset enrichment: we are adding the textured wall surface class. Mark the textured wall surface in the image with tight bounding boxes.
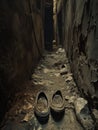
[0,0,44,121]
[62,0,98,100]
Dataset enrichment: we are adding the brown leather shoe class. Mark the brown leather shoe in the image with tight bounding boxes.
[34,91,50,124]
[50,90,65,121]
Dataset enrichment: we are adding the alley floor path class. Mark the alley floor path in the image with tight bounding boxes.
[31,47,83,130]
[1,47,95,130]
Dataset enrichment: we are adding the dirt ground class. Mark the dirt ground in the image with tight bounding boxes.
[1,47,95,130]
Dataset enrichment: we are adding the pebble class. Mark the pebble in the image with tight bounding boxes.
[43,68,50,73]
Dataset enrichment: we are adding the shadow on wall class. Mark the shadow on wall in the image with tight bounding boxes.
[57,9,63,45]
[44,2,53,51]
[0,0,44,122]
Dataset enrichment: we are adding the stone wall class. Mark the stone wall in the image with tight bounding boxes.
[61,0,98,102]
[0,0,44,121]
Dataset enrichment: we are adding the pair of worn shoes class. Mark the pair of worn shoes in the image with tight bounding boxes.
[34,90,65,124]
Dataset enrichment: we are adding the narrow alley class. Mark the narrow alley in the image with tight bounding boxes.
[0,0,98,130]
[1,47,95,130]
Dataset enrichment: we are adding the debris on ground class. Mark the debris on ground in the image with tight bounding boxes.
[74,98,95,130]
[1,47,96,130]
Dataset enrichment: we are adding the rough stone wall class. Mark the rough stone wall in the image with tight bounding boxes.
[62,0,98,101]
[0,0,44,121]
